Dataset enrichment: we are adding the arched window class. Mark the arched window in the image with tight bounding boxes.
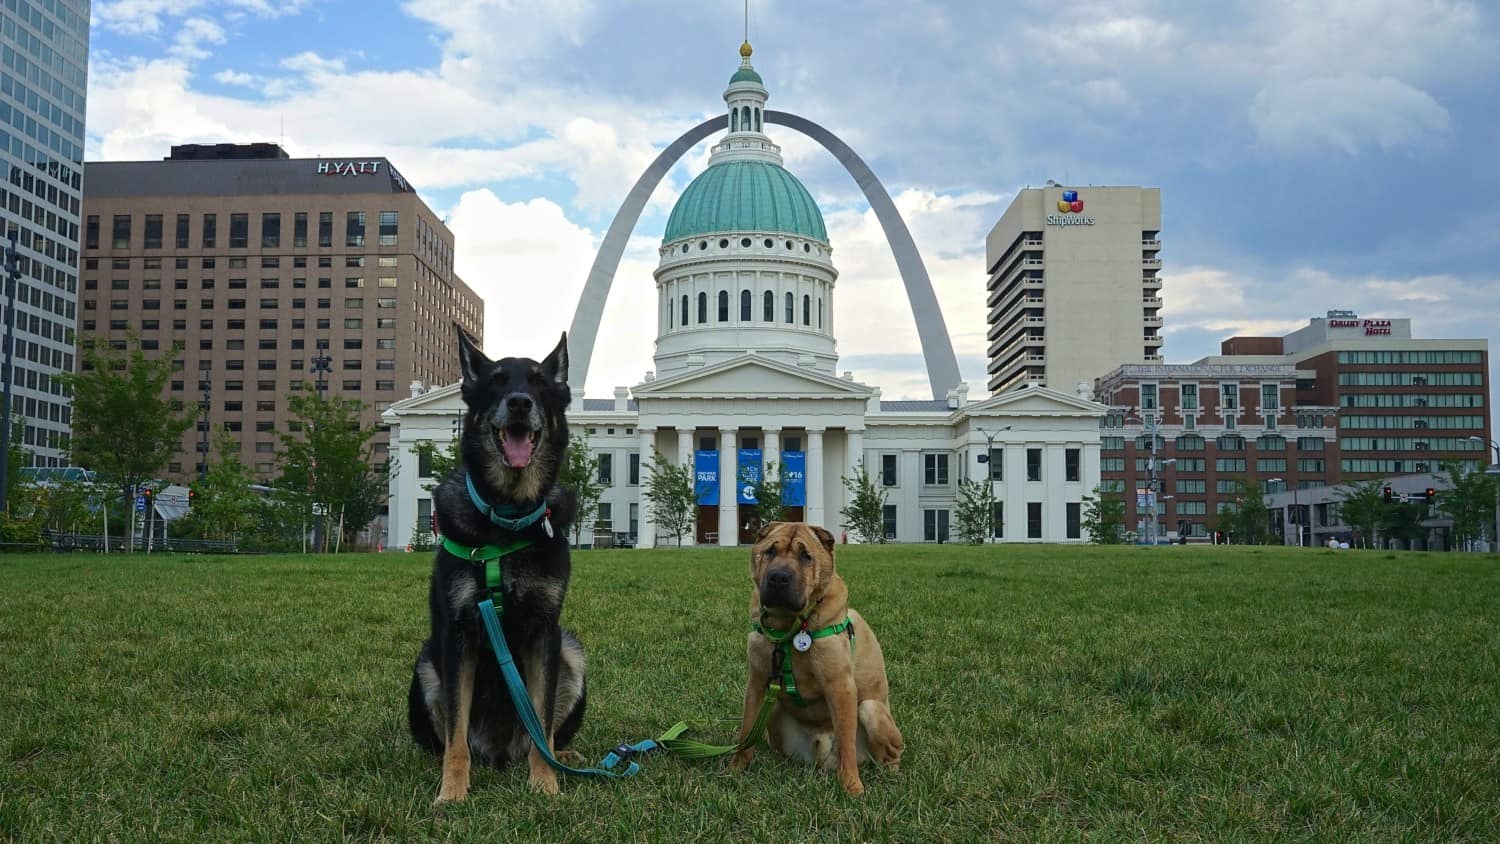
[802,294,811,325]
[817,298,823,329]
[763,290,774,322]
[717,290,729,322]
[784,291,794,323]
[731,108,738,132]
[697,291,707,324]
[740,289,751,321]
[668,298,673,328]
[754,108,762,131]
[681,294,689,325]
[741,106,751,131]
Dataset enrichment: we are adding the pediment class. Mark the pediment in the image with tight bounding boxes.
[634,355,875,399]
[964,384,1107,416]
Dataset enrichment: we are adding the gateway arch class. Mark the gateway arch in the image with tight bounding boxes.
[568,110,962,401]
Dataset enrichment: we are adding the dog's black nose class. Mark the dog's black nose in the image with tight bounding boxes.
[505,393,533,416]
[767,569,792,589]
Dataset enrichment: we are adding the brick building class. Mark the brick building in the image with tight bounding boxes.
[1094,362,1339,541]
[1220,312,1489,480]
[78,143,484,483]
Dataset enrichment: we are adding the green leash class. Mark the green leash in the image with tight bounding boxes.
[653,608,855,758]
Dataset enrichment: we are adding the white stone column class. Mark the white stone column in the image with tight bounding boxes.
[719,429,739,546]
[844,428,865,526]
[676,429,695,547]
[764,427,781,477]
[636,428,656,548]
[806,428,825,527]
[1082,443,1101,542]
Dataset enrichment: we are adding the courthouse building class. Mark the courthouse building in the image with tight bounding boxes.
[384,44,1106,549]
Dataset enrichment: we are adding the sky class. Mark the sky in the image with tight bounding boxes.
[83,0,1500,418]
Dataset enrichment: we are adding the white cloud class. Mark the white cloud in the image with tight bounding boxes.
[1249,73,1450,154]
[170,17,226,61]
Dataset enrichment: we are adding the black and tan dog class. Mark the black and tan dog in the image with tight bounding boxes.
[730,522,904,795]
[407,328,584,803]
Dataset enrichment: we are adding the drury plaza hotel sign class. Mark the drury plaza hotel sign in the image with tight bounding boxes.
[1329,317,1394,336]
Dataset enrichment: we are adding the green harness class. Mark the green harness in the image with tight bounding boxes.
[752,607,856,707]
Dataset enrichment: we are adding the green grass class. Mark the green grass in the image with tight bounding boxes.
[2,545,1498,842]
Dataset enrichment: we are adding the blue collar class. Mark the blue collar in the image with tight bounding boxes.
[465,472,550,534]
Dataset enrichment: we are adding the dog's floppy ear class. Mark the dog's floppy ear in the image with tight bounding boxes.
[541,332,569,387]
[757,520,785,541]
[808,525,836,554]
[455,323,488,387]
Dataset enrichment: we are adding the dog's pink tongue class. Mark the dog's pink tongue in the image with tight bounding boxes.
[502,431,533,467]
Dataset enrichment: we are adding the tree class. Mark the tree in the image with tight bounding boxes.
[642,448,696,546]
[839,460,888,544]
[740,460,787,533]
[184,433,260,542]
[1226,477,1272,545]
[59,336,198,552]
[1081,484,1126,544]
[275,386,384,552]
[1381,501,1429,549]
[412,437,460,492]
[1335,480,1386,549]
[954,478,997,545]
[1434,460,1497,549]
[557,433,605,548]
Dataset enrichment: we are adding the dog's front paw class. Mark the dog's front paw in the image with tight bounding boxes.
[554,749,585,765]
[728,748,755,772]
[433,784,468,805]
[842,774,866,797]
[529,770,560,796]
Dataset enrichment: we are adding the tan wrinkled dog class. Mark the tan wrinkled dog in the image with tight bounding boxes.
[729,522,904,795]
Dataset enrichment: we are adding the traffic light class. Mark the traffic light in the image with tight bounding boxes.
[1425,487,1436,501]
[1383,485,1393,504]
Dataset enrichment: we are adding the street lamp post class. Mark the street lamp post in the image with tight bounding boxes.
[1265,477,1298,546]
[0,231,21,516]
[1468,436,1500,549]
[976,425,1011,543]
[198,373,212,479]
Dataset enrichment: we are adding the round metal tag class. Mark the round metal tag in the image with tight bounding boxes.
[793,631,812,652]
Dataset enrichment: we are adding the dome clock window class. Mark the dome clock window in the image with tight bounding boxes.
[741,237,752,248]
[720,238,729,248]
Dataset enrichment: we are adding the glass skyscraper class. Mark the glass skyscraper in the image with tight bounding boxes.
[0,0,88,465]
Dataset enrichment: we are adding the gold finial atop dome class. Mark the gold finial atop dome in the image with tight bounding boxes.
[740,40,753,58]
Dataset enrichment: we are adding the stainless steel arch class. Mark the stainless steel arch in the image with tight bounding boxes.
[567,111,962,400]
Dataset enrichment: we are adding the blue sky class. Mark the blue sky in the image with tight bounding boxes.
[85,0,1500,412]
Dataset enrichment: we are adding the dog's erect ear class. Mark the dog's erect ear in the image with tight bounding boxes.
[540,332,569,387]
[455,323,488,387]
[757,520,785,542]
[808,525,836,554]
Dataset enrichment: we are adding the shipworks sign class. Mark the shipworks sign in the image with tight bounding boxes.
[1046,190,1094,226]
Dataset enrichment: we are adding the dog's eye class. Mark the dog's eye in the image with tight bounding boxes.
[798,549,811,565]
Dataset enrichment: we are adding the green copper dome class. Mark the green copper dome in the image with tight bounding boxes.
[729,67,763,85]
[664,160,828,243]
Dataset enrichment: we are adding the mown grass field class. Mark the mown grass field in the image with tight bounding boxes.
[2,544,1498,842]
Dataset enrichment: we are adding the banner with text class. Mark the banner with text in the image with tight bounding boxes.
[695,450,719,506]
[738,449,763,505]
[780,451,806,506]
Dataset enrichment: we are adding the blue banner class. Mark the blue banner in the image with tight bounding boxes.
[738,449,763,504]
[780,451,806,506]
[695,450,719,505]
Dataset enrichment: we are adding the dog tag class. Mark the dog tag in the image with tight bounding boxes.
[793,631,812,652]
[543,516,554,539]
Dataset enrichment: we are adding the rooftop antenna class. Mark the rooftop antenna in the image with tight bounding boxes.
[745,0,749,42]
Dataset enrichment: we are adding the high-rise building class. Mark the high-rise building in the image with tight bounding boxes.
[1219,311,1490,480]
[0,0,90,465]
[985,185,1162,395]
[79,144,484,485]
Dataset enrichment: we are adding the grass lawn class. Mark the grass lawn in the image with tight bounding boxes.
[2,544,1498,842]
